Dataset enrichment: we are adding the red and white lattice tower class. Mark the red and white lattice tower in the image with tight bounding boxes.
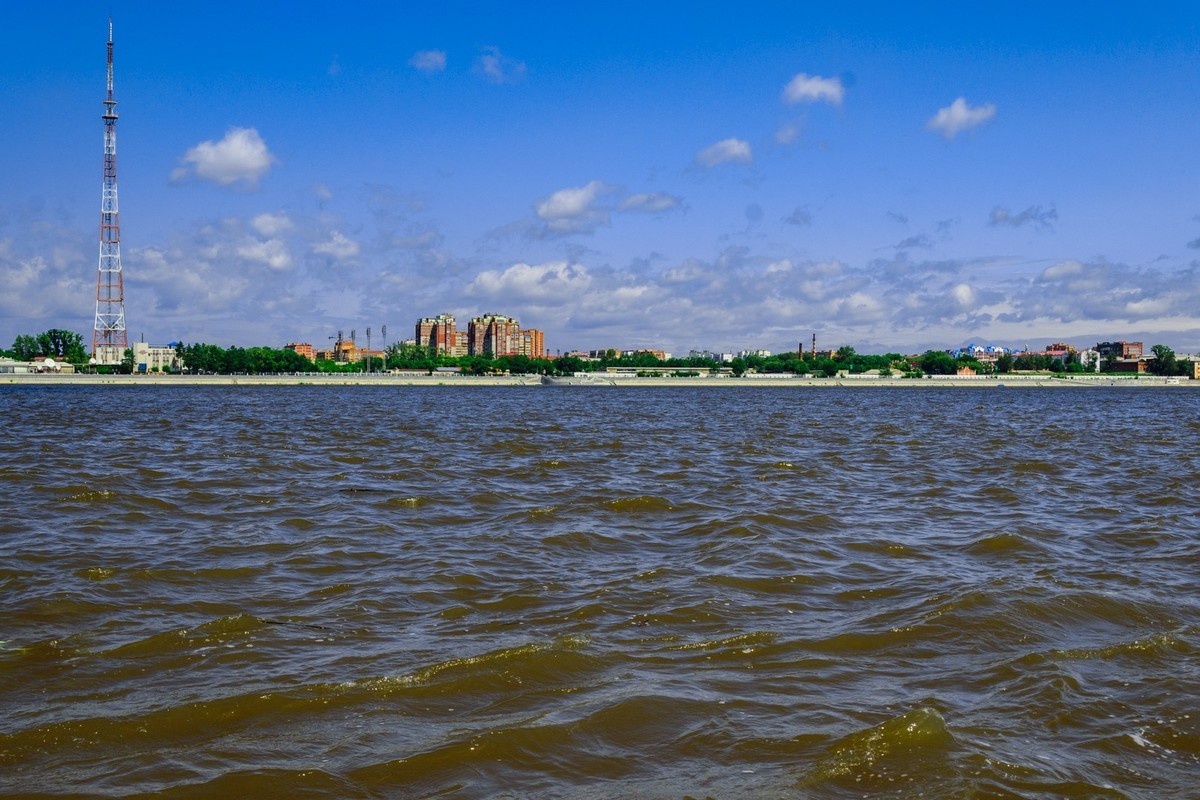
[92,19,127,364]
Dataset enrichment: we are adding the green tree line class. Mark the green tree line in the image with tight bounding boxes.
[5,331,1190,378]
[3,329,88,363]
[174,343,318,374]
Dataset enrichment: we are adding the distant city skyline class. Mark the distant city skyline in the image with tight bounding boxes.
[4,3,1200,355]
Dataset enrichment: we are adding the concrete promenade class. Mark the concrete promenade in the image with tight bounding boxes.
[3,372,1197,388]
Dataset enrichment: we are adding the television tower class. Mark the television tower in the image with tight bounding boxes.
[92,18,127,364]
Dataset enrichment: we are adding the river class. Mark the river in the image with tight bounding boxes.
[1,385,1197,798]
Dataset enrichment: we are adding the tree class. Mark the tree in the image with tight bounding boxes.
[920,350,957,375]
[729,357,748,377]
[35,330,87,363]
[11,335,38,361]
[814,357,840,377]
[553,355,585,375]
[995,353,1014,374]
[1150,344,1177,376]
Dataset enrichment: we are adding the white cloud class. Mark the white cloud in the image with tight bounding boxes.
[926,97,996,139]
[529,181,612,235]
[312,231,360,261]
[950,282,976,308]
[696,138,753,168]
[467,261,594,303]
[236,238,292,271]
[503,184,682,239]
[537,181,608,221]
[476,46,526,84]
[782,73,844,105]
[252,212,294,237]
[172,127,277,188]
[410,50,446,72]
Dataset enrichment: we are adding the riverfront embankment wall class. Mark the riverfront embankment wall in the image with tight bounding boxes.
[4,373,1197,388]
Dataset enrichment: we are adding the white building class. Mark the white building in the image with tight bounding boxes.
[133,342,183,373]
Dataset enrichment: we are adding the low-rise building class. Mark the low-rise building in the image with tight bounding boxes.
[283,342,315,361]
[133,342,182,373]
[1096,340,1143,360]
[1110,358,1147,374]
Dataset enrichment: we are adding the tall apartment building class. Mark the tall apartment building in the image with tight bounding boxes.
[468,313,522,357]
[520,329,545,359]
[416,314,459,355]
[412,312,545,358]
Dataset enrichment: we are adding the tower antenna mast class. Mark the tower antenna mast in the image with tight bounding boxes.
[92,18,128,364]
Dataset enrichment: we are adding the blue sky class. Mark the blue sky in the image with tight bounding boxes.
[4,2,1199,356]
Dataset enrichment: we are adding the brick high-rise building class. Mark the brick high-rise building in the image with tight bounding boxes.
[520,329,545,358]
[416,314,457,355]
[468,313,522,357]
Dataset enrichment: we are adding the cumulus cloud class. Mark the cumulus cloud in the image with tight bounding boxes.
[507,182,683,238]
[410,50,446,72]
[171,127,276,188]
[990,205,1058,230]
[236,237,292,271]
[695,138,753,168]
[467,261,594,304]
[476,46,525,83]
[926,97,996,139]
[1023,259,1200,325]
[537,181,608,221]
[252,212,294,237]
[532,181,612,235]
[312,231,361,261]
[1040,260,1085,281]
[782,73,844,105]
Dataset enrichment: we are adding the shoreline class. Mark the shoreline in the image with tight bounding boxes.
[3,373,1196,388]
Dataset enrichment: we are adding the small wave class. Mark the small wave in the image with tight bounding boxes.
[132,768,373,799]
[384,496,430,508]
[1051,630,1194,662]
[1010,459,1063,475]
[77,566,117,581]
[361,636,593,693]
[540,529,625,553]
[965,530,1049,556]
[63,488,117,502]
[799,706,956,789]
[668,631,777,655]
[606,495,674,513]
